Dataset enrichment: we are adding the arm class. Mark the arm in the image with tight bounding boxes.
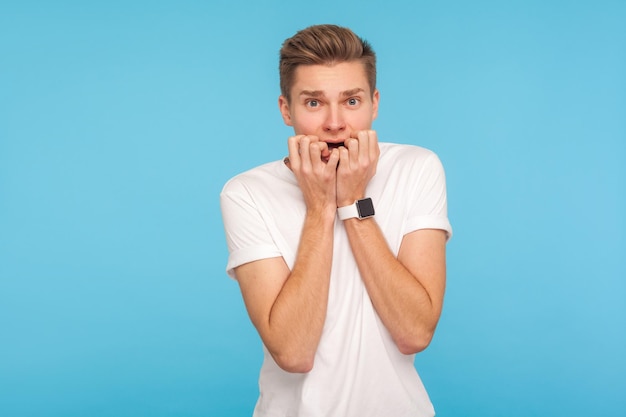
[343,222,447,354]
[234,136,339,373]
[337,131,447,354]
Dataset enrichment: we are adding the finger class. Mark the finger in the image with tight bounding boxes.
[287,135,305,168]
[317,141,330,162]
[309,141,323,166]
[347,137,360,168]
[298,136,313,170]
[367,130,379,161]
[338,145,351,172]
[325,148,340,171]
[356,131,370,163]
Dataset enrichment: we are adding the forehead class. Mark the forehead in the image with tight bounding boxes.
[291,61,370,97]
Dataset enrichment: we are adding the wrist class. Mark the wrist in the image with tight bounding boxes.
[307,203,337,222]
[336,195,364,208]
[337,198,375,221]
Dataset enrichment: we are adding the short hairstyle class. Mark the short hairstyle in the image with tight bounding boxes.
[279,24,377,101]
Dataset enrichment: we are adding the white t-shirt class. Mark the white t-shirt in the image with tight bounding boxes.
[221,142,452,417]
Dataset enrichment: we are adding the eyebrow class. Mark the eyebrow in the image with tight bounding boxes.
[341,88,365,97]
[299,90,324,98]
[299,88,366,98]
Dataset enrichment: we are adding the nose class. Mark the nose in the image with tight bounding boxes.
[323,104,346,135]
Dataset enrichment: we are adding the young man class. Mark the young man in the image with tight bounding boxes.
[221,24,452,417]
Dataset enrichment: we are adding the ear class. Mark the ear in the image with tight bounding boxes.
[278,95,293,126]
[371,89,380,121]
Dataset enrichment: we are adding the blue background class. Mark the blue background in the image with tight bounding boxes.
[1,1,624,416]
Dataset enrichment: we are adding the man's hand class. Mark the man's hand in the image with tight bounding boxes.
[287,135,340,215]
[336,130,380,207]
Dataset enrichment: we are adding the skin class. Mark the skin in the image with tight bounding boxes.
[234,61,447,373]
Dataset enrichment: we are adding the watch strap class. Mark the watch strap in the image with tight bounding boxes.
[337,202,360,220]
[337,198,375,220]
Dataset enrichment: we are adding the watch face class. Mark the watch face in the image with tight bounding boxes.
[357,198,375,218]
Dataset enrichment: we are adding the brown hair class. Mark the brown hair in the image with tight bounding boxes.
[279,24,376,101]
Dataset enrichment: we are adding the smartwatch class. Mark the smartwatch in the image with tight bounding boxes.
[337,198,375,220]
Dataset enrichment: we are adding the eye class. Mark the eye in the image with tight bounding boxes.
[347,97,360,106]
[306,99,320,108]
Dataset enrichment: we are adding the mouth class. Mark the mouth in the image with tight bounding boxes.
[326,141,345,150]
[320,142,344,164]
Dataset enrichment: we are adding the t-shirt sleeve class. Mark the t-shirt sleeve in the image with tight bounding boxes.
[403,152,453,240]
[220,180,283,279]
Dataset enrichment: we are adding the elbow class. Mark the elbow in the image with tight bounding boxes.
[272,352,315,373]
[396,329,435,355]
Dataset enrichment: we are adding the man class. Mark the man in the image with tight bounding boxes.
[220,24,452,417]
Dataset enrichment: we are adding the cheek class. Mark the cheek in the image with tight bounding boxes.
[293,114,323,133]
[350,112,374,129]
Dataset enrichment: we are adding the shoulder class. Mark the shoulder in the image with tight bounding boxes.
[380,141,438,159]
[221,160,291,196]
[378,142,443,172]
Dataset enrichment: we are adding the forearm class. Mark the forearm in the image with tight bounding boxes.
[265,208,335,371]
[343,218,444,354]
